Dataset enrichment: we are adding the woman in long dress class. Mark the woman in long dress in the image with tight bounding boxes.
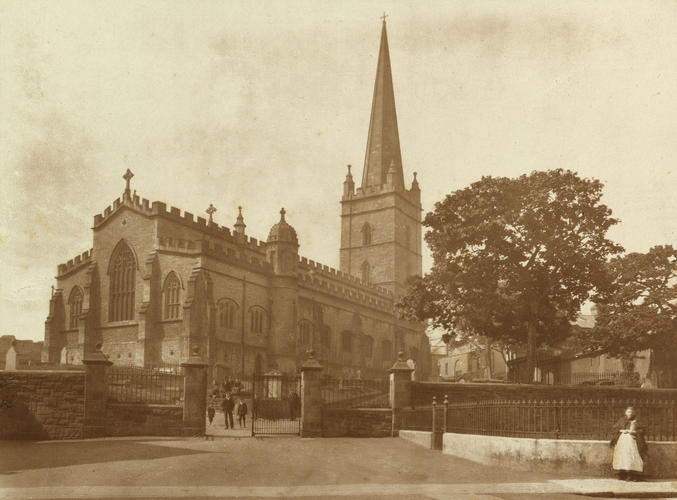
[610,406,648,481]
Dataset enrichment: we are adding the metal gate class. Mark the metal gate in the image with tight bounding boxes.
[251,372,301,436]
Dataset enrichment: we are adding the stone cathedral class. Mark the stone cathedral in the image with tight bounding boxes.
[42,20,431,380]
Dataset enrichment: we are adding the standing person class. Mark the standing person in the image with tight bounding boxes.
[221,393,235,430]
[288,391,300,420]
[207,400,216,425]
[610,406,648,481]
[237,398,248,428]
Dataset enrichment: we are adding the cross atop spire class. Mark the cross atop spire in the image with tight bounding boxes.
[206,203,217,223]
[123,169,134,194]
[280,207,286,221]
[361,18,404,190]
[380,11,388,22]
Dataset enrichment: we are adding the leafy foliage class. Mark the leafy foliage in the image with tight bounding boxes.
[399,170,622,380]
[583,245,677,358]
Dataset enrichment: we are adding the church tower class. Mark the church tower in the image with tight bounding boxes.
[340,19,422,298]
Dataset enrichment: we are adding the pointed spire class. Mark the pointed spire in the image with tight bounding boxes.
[234,206,246,234]
[362,18,404,190]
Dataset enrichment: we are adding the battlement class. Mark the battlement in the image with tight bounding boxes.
[343,183,421,205]
[296,255,393,298]
[156,237,273,272]
[93,193,267,253]
[298,271,393,313]
[57,249,93,277]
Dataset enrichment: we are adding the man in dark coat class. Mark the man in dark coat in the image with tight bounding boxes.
[221,393,235,429]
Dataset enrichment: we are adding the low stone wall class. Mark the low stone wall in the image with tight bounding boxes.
[105,403,183,437]
[322,408,392,437]
[0,370,85,440]
[442,433,677,479]
[411,382,677,407]
[399,429,432,448]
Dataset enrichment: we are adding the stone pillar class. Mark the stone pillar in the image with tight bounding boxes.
[83,344,113,438]
[300,351,323,438]
[389,351,414,436]
[181,346,208,436]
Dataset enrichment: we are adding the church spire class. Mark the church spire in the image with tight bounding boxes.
[361,17,404,190]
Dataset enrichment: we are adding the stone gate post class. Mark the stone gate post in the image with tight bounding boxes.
[390,351,414,436]
[300,351,323,438]
[181,346,208,436]
[83,344,112,438]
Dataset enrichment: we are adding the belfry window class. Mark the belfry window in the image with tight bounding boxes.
[361,223,372,245]
[109,242,136,322]
[162,272,181,320]
[68,287,83,329]
[361,261,370,284]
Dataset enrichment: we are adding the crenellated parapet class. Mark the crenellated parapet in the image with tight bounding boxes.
[57,249,94,278]
[93,194,267,253]
[296,255,393,298]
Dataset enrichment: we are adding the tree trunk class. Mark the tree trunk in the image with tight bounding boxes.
[485,338,494,379]
[526,320,537,384]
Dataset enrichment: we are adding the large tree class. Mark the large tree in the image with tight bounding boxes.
[581,245,677,387]
[400,169,622,382]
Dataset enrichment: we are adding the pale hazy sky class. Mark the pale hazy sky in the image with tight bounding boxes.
[1,1,676,342]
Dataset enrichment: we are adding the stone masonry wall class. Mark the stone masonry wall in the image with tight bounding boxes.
[0,371,85,440]
[322,408,392,437]
[105,403,183,436]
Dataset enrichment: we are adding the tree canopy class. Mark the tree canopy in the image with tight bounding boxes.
[399,169,622,381]
[580,245,677,386]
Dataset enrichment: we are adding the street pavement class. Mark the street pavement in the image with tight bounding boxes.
[1,435,676,499]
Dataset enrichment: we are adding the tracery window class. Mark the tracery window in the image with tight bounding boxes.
[341,331,352,353]
[250,306,267,334]
[299,320,313,347]
[218,299,238,329]
[109,242,136,322]
[68,287,83,329]
[162,272,181,320]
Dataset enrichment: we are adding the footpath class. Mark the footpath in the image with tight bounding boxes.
[1,436,676,499]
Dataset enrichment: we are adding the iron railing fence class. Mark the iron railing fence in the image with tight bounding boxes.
[399,397,677,442]
[251,374,301,436]
[107,364,184,405]
[321,376,390,408]
[508,367,640,387]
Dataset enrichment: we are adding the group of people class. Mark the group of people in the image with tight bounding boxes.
[207,392,248,429]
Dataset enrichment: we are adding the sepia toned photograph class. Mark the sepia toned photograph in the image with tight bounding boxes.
[1,1,676,499]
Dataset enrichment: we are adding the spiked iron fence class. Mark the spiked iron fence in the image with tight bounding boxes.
[400,396,677,447]
[107,364,184,405]
[321,375,390,408]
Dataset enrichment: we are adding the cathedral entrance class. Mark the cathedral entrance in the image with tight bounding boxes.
[250,370,301,436]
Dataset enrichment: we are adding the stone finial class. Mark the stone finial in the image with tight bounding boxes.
[206,203,217,224]
[389,351,413,373]
[280,207,286,222]
[397,351,405,361]
[301,349,322,371]
[83,343,112,365]
[234,206,246,235]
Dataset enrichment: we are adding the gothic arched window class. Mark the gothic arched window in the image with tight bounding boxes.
[360,261,370,284]
[249,306,267,334]
[341,331,352,353]
[218,299,239,329]
[68,286,83,329]
[361,223,372,245]
[162,272,181,320]
[299,320,313,347]
[109,241,136,322]
[381,339,392,364]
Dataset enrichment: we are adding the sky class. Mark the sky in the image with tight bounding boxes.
[1,1,676,342]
